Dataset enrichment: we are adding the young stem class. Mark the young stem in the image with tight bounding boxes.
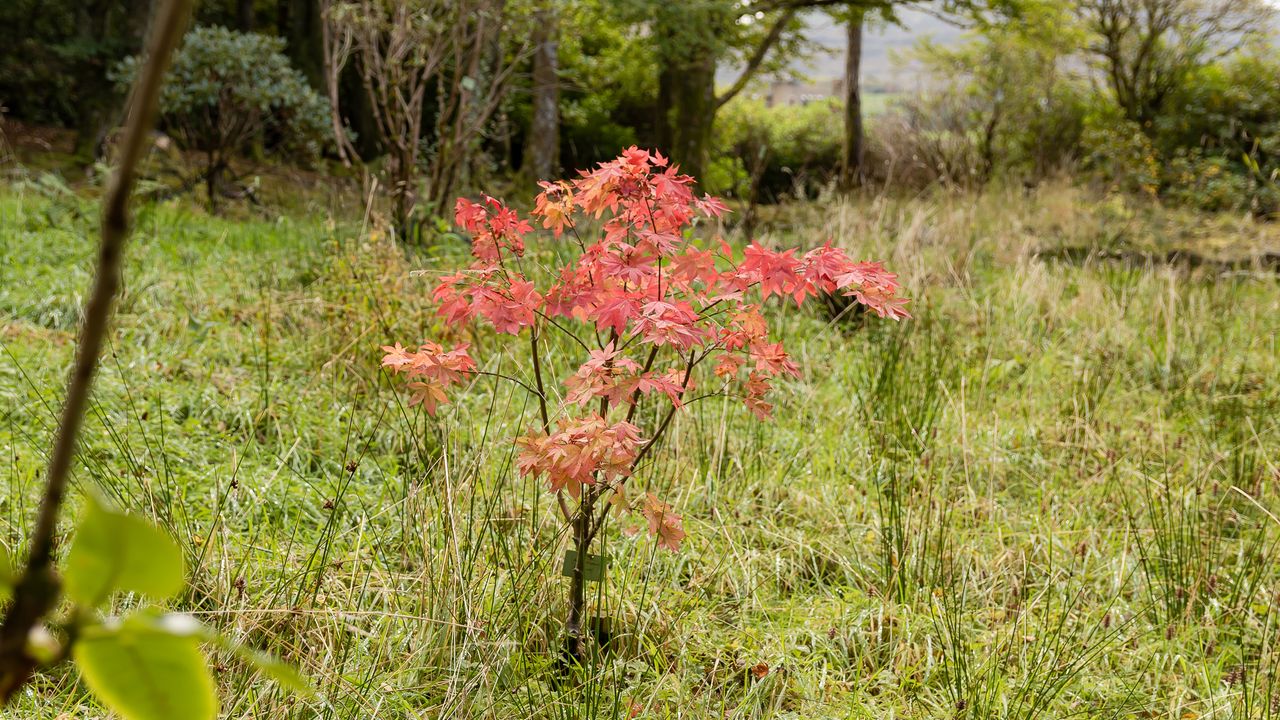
[529,325,573,523]
[565,488,595,662]
[0,0,191,703]
[565,330,617,662]
[529,325,551,434]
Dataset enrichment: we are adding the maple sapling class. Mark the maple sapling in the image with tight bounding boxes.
[382,147,909,661]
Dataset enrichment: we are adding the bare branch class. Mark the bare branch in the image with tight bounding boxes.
[715,8,797,109]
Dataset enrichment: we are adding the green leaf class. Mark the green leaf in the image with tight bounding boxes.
[0,545,15,602]
[74,613,217,720]
[63,500,185,607]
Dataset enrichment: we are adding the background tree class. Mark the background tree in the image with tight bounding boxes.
[328,0,530,238]
[910,0,1085,184]
[527,0,561,181]
[0,0,153,161]
[612,0,812,179]
[278,0,326,88]
[113,26,332,209]
[839,6,866,190]
[231,0,253,29]
[826,0,1021,191]
[1077,0,1275,128]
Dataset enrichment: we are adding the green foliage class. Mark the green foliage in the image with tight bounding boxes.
[0,0,148,128]
[0,545,13,602]
[113,26,331,162]
[75,613,218,720]
[711,98,843,200]
[1153,53,1280,216]
[1161,150,1269,214]
[1073,49,1280,216]
[73,607,311,720]
[0,0,79,125]
[63,498,186,606]
[1080,111,1161,198]
[37,492,309,719]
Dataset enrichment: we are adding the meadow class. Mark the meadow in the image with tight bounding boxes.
[2,177,1280,719]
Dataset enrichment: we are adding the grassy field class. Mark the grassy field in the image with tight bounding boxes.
[2,177,1280,719]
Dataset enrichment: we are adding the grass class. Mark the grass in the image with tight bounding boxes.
[1,174,1280,718]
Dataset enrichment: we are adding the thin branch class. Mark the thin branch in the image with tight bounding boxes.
[0,0,192,703]
[715,8,797,110]
[528,322,572,523]
[586,347,702,544]
[529,326,552,434]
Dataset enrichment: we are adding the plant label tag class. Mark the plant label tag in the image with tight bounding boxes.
[560,550,607,582]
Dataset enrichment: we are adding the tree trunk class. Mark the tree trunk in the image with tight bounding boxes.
[237,0,254,31]
[205,152,226,212]
[839,8,864,192]
[279,0,323,89]
[564,493,593,664]
[390,148,417,241]
[340,61,380,158]
[527,2,559,181]
[669,50,716,180]
[72,0,129,162]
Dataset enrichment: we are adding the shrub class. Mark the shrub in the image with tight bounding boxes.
[1080,112,1161,198]
[1155,53,1280,217]
[711,98,844,202]
[865,95,987,190]
[112,26,331,207]
[380,148,909,661]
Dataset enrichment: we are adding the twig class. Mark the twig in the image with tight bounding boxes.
[0,0,191,703]
[529,324,573,523]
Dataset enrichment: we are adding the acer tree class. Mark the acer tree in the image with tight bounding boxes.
[527,0,561,181]
[382,147,909,660]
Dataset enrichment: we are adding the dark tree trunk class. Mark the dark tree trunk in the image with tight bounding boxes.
[72,0,140,162]
[564,494,593,663]
[237,0,254,31]
[527,2,559,181]
[205,151,226,212]
[339,62,381,159]
[70,0,118,161]
[668,50,715,180]
[279,0,323,88]
[839,8,864,192]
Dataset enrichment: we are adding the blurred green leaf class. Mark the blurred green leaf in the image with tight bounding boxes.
[0,544,14,602]
[74,613,217,720]
[63,500,185,607]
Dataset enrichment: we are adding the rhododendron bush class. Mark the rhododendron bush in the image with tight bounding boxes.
[382,147,908,657]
